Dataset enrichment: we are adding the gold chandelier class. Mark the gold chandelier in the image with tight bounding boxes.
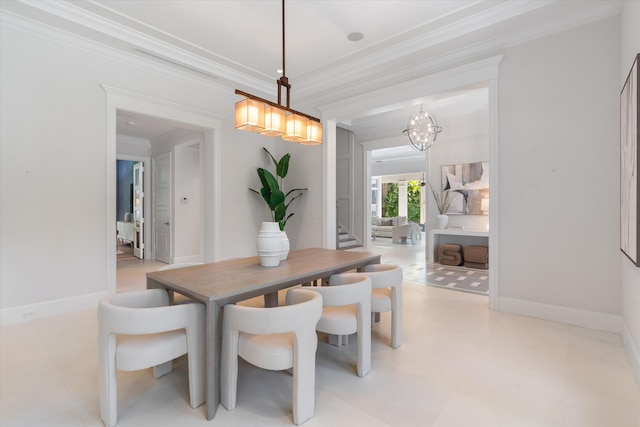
[234,0,322,145]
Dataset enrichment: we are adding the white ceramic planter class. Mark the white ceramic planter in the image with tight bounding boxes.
[257,222,283,267]
[281,231,290,260]
[436,214,449,229]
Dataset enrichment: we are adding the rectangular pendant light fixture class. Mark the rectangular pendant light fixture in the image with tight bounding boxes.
[233,0,322,145]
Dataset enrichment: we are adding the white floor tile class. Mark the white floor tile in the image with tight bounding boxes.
[0,242,638,426]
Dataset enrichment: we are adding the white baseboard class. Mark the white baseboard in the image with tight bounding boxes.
[498,296,623,333]
[173,255,201,264]
[621,322,640,390]
[0,291,106,326]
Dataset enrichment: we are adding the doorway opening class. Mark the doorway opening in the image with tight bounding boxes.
[116,159,145,262]
[322,57,500,307]
[104,85,221,295]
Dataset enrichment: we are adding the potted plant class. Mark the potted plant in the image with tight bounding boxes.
[250,147,307,261]
[430,185,457,229]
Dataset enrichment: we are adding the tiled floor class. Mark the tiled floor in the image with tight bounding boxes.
[1,240,639,426]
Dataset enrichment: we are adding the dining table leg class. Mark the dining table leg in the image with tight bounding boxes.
[205,302,222,420]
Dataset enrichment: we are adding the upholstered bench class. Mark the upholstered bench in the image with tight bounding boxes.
[464,246,488,269]
[437,244,462,266]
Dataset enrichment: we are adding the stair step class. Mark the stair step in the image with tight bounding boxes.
[338,239,357,248]
[339,243,362,250]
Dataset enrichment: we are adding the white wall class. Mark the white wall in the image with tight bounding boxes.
[0,18,324,321]
[174,143,201,262]
[274,141,322,250]
[427,104,489,232]
[498,17,621,317]
[620,0,640,388]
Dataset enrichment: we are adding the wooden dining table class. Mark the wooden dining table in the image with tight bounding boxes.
[146,247,381,420]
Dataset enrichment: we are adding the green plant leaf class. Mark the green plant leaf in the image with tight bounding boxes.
[258,168,279,191]
[284,188,307,200]
[280,212,294,229]
[284,192,304,209]
[277,153,290,179]
[252,150,304,231]
[274,200,286,221]
[260,187,272,206]
[263,147,279,170]
[271,190,285,205]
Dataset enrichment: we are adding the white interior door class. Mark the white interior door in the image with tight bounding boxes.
[154,154,171,263]
[132,162,144,259]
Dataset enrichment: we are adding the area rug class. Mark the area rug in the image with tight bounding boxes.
[423,262,489,295]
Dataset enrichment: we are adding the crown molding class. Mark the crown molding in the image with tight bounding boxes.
[3,0,622,109]
[301,0,548,84]
[102,84,225,128]
[15,0,274,95]
[0,9,235,98]
[318,55,503,121]
[294,1,621,104]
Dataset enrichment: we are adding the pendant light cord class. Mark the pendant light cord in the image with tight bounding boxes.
[281,0,286,79]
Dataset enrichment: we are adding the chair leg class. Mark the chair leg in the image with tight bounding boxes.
[328,334,348,346]
[391,288,403,349]
[356,303,371,378]
[99,334,119,427]
[292,346,316,425]
[153,360,173,378]
[187,326,206,408]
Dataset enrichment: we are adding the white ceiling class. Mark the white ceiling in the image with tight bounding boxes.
[1,0,620,144]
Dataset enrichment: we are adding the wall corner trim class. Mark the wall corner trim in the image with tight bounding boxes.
[498,296,623,334]
[0,291,106,326]
[622,322,640,390]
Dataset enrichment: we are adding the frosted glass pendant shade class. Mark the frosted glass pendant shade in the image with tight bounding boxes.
[282,113,307,142]
[300,120,322,145]
[235,98,265,131]
[259,105,286,136]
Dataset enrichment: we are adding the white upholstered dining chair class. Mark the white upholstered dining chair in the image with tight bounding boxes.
[98,289,205,427]
[359,264,403,349]
[220,288,323,425]
[309,273,372,378]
